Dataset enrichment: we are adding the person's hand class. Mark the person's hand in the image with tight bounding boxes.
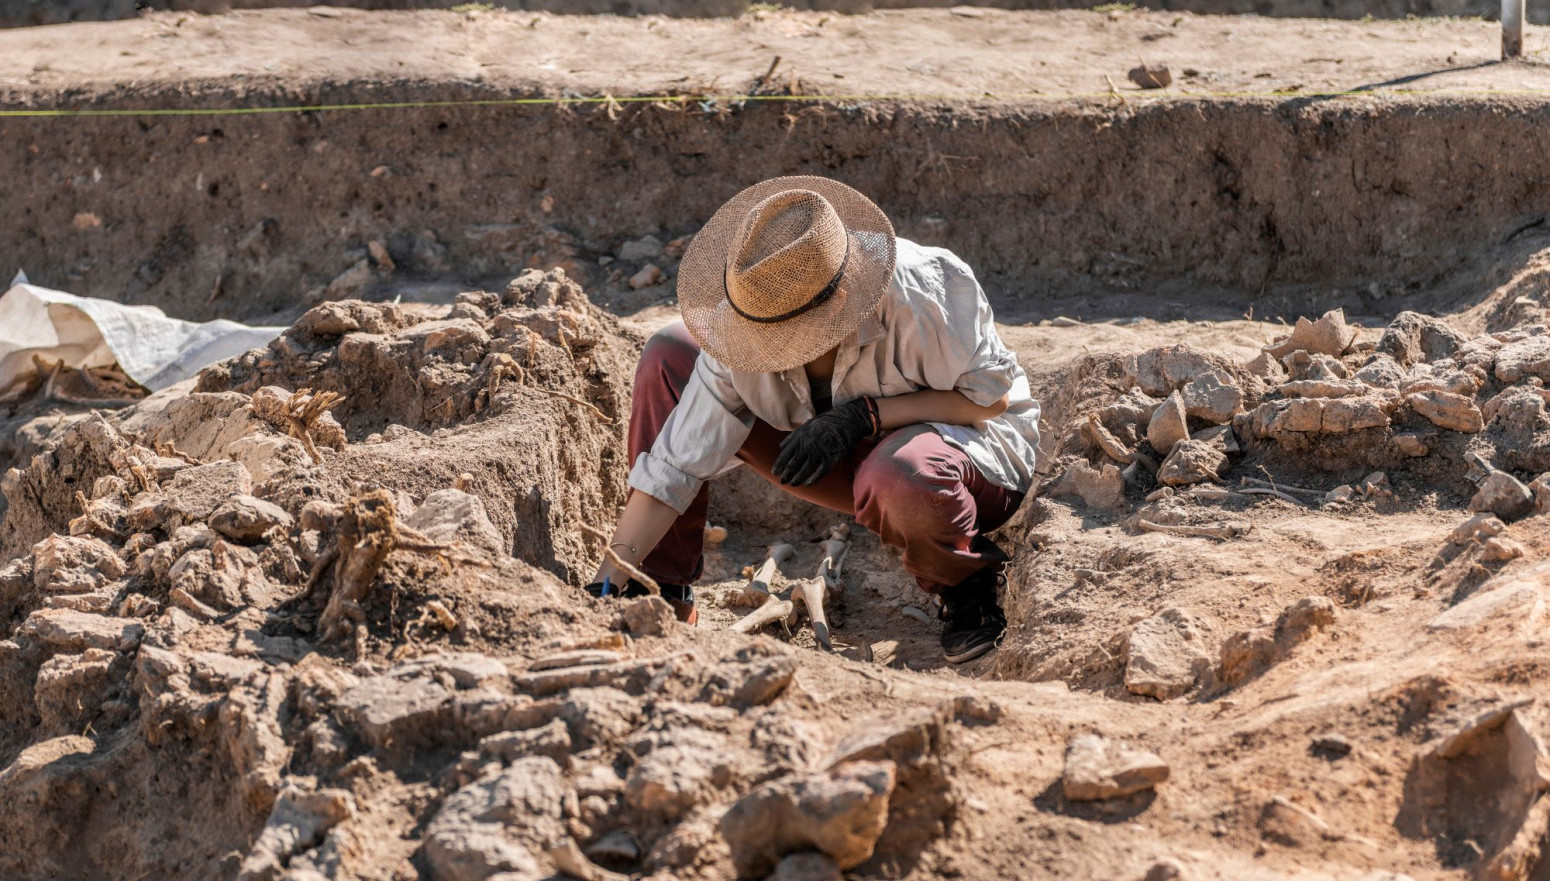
[772,397,878,486]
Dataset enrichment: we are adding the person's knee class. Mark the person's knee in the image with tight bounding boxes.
[637,321,699,384]
[854,444,946,513]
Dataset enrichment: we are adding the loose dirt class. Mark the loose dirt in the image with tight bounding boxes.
[3,7,1550,881]
[1,242,1548,880]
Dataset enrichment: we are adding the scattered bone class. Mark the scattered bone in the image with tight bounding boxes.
[739,542,797,608]
[548,839,630,881]
[1136,518,1248,540]
[528,649,624,672]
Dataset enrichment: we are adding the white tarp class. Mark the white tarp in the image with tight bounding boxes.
[0,284,284,393]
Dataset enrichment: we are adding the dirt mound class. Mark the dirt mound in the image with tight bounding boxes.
[5,263,1550,880]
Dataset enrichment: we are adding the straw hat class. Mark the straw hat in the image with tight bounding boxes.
[677,176,896,374]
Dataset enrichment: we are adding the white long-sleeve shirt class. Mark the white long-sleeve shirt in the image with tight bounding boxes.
[629,238,1041,513]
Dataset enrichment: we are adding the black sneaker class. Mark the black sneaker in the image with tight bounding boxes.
[939,567,1008,664]
[584,578,698,625]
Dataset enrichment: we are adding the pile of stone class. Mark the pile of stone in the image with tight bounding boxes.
[1047,308,1550,522]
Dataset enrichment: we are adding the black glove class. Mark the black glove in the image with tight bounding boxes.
[772,397,879,487]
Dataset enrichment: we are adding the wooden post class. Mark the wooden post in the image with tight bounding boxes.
[1504,0,1525,58]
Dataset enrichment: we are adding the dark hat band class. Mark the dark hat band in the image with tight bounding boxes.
[723,236,850,325]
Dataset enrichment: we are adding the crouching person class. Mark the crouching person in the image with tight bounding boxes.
[588,176,1040,663]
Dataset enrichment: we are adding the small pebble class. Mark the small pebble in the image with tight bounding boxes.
[1311,733,1352,759]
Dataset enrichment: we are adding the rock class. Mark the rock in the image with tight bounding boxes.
[1428,578,1545,631]
[625,745,718,821]
[1265,308,1358,358]
[619,596,676,637]
[423,757,565,881]
[1245,351,1285,380]
[1157,439,1228,487]
[1061,734,1169,801]
[237,785,357,881]
[1470,471,1535,521]
[1353,353,1407,389]
[1312,733,1352,759]
[1098,387,1164,432]
[628,264,665,290]
[1483,537,1526,563]
[1281,596,1337,635]
[31,534,124,594]
[210,495,294,544]
[827,707,947,770]
[1375,311,1468,365]
[1124,608,1210,700]
[1446,514,1506,549]
[1391,432,1430,457]
[1279,379,1367,399]
[699,644,797,708]
[1127,63,1171,89]
[1144,858,1186,881]
[405,490,505,555]
[34,648,116,732]
[1246,396,1393,439]
[1179,371,1244,424]
[720,761,896,877]
[334,675,452,751]
[771,852,844,881]
[1494,334,1550,383]
[18,609,143,652]
[1046,460,1126,511]
[1283,351,1349,382]
[1147,391,1190,456]
[1191,424,1239,453]
[1134,346,1217,397]
[1534,474,1550,516]
[481,719,573,764]
[617,235,664,262]
[166,460,254,522]
[1406,390,1484,433]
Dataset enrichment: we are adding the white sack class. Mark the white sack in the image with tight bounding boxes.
[0,284,283,393]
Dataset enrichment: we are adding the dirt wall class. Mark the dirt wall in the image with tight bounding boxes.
[7,86,1550,322]
[6,0,1529,27]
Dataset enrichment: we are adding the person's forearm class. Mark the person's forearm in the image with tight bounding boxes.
[592,490,679,584]
[876,389,1009,429]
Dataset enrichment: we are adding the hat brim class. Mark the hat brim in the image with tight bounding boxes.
[677,176,896,374]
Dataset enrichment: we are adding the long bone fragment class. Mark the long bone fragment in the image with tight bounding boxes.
[786,525,851,652]
[1085,414,1158,473]
[738,543,796,607]
[1135,518,1249,540]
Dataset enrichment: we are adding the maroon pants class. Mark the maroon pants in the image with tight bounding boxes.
[631,322,1024,595]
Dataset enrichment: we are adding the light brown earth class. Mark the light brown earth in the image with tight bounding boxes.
[2,6,1549,98]
[2,8,1550,881]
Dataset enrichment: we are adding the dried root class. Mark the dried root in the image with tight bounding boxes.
[284,388,347,464]
[312,489,465,644]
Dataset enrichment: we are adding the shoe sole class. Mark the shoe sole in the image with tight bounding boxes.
[943,640,997,664]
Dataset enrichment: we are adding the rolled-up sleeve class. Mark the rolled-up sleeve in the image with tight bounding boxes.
[628,353,753,513]
[907,253,1018,406]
